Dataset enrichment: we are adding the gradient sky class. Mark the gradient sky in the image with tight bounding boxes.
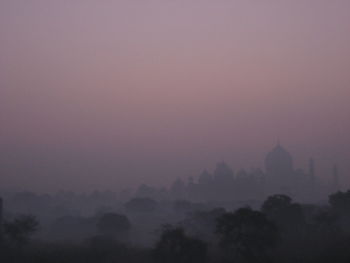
[1,0,349,192]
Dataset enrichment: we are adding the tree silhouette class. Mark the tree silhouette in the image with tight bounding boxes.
[261,194,305,232]
[329,190,350,215]
[181,208,226,242]
[154,225,207,263]
[3,215,38,248]
[329,190,350,232]
[124,198,157,213]
[97,213,131,240]
[216,207,279,263]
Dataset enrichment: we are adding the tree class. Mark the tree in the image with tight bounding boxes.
[312,210,339,235]
[173,200,194,214]
[3,215,39,247]
[124,198,157,213]
[329,190,350,215]
[261,194,305,232]
[154,225,207,263]
[216,207,279,263]
[97,213,131,240]
[329,190,350,232]
[181,208,226,242]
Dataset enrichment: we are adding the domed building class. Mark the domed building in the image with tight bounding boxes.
[264,143,298,196]
[165,143,332,202]
[265,144,294,177]
[213,162,234,183]
[198,170,212,185]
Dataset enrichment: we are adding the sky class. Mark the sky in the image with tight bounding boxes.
[1,0,349,192]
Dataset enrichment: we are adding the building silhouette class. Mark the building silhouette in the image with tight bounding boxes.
[138,144,338,203]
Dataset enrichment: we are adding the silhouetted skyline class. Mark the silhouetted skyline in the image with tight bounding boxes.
[1,1,349,192]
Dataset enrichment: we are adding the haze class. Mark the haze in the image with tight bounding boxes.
[1,0,349,192]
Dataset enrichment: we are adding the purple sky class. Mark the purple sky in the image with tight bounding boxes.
[1,1,350,192]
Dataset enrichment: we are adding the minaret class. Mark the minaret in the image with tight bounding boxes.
[332,164,339,192]
[309,158,315,180]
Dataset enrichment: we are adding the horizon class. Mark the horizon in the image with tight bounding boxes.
[1,0,349,192]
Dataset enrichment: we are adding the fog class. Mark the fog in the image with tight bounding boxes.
[1,1,350,262]
[1,0,349,192]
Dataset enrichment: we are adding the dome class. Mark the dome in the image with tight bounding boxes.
[265,144,294,176]
[214,162,234,181]
[198,170,212,184]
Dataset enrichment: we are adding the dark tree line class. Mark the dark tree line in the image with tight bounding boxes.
[3,190,350,262]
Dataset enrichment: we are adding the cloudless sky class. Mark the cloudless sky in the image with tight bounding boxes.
[1,0,349,192]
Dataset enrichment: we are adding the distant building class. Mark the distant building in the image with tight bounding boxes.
[264,144,314,198]
[162,144,337,202]
[265,144,294,177]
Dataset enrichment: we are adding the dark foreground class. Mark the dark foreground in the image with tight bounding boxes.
[2,191,350,263]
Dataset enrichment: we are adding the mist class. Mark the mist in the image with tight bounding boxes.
[1,0,349,192]
[1,1,350,262]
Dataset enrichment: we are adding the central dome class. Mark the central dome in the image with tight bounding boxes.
[265,144,294,176]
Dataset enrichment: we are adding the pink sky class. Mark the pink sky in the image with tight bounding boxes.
[1,0,350,192]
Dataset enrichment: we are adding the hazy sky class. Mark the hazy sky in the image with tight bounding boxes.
[1,0,349,192]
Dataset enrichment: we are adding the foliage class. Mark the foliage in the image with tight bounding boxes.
[261,194,305,231]
[153,225,207,263]
[216,207,279,262]
[96,213,131,239]
[125,198,157,213]
[329,190,350,214]
[3,215,39,247]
